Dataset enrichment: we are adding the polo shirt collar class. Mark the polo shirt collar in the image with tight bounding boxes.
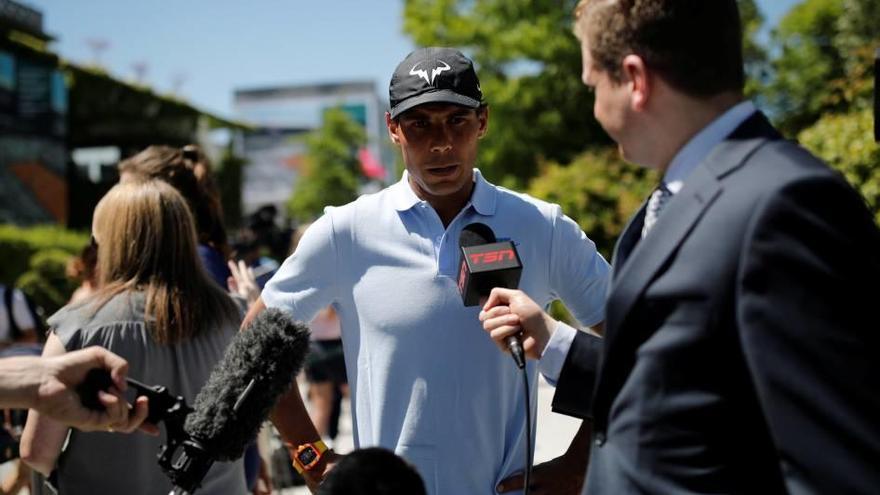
[391,168,497,216]
[470,169,496,215]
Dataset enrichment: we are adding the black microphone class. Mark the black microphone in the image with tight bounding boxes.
[164,308,311,494]
[458,222,526,368]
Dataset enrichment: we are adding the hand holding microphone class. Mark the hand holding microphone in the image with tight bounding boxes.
[457,222,561,364]
[479,288,559,362]
[458,223,526,368]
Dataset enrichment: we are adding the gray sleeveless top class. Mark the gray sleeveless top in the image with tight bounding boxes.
[48,291,247,495]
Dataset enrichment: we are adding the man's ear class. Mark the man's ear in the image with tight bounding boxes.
[477,106,489,139]
[622,54,649,111]
[385,112,400,144]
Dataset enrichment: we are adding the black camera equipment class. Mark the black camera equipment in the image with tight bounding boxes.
[79,369,208,494]
[75,308,309,494]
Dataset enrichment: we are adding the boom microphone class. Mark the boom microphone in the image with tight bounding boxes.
[457,222,526,368]
[166,308,310,493]
[75,308,310,494]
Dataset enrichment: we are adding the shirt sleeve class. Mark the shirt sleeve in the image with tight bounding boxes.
[548,205,611,327]
[538,321,577,385]
[49,307,83,351]
[261,212,339,322]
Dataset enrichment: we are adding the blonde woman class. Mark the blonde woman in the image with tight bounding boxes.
[21,180,247,494]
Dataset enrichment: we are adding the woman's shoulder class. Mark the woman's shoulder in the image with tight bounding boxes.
[49,291,146,348]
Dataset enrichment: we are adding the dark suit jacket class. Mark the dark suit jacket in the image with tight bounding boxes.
[553,112,880,494]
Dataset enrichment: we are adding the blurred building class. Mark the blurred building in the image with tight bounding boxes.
[0,0,67,225]
[233,81,392,217]
[0,0,248,228]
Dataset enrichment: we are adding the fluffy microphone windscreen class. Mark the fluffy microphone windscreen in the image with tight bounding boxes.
[184,308,310,461]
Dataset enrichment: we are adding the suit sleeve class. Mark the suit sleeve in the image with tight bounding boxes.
[551,330,604,419]
[737,175,880,494]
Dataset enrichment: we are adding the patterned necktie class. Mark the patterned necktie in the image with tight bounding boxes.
[641,183,673,238]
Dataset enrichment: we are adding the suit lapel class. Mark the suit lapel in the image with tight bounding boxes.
[610,200,648,282]
[592,111,781,431]
[604,165,722,334]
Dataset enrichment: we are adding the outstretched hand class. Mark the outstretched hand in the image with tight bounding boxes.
[37,347,153,433]
[228,260,261,306]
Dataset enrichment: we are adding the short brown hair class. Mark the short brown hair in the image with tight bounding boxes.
[118,145,229,255]
[574,0,745,97]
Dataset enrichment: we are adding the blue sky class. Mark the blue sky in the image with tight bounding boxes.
[26,0,801,120]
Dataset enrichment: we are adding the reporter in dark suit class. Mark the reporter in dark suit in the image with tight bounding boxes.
[481,0,880,493]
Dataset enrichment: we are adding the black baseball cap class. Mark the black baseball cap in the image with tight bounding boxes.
[389,47,483,119]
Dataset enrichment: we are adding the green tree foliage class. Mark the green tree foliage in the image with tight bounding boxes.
[0,224,88,320]
[825,0,878,113]
[0,224,87,285]
[527,148,657,259]
[762,0,878,224]
[215,149,247,229]
[765,0,846,134]
[17,249,77,317]
[739,0,770,98]
[764,0,878,135]
[527,148,656,325]
[402,0,765,187]
[799,109,880,223]
[287,108,367,223]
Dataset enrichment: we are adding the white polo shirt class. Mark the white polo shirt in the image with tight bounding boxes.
[263,169,609,495]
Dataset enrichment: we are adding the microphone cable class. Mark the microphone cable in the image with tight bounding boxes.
[521,362,533,495]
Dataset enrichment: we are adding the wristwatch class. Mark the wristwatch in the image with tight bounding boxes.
[291,439,329,474]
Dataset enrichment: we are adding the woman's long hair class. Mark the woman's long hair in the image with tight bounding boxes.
[118,145,229,257]
[90,180,238,344]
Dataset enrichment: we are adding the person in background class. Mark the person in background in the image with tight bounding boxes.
[118,144,270,494]
[65,243,98,305]
[230,228,280,292]
[20,180,247,494]
[0,284,39,349]
[316,448,425,495]
[118,144,232,286]
[0,283,43,495]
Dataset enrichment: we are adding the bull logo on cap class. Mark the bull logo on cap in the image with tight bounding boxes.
[409,60,451,85]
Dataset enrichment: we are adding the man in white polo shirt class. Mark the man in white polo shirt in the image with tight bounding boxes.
[245,47,610,495]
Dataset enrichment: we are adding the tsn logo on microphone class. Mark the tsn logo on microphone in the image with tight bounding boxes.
[458,241,523,306]
[467,248,516,265]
